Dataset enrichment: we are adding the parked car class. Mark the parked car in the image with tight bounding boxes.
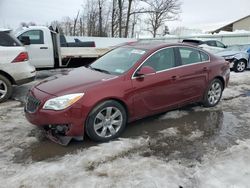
[216,44,250,72]
[25,42,230,145]
[0,29,36,102]
[182,39,227,48]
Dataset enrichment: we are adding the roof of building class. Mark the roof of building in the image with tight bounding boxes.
[212,15,250,33]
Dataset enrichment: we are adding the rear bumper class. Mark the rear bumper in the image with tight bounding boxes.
[1,61,36,85]
[16,75,35,85]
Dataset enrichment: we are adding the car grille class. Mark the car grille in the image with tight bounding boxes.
[26,94,41,113]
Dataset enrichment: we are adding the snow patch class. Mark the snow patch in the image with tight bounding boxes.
[229,72,250,86]
[160,110,189,120]
[159,127,179,137]
[185,130,204,141]
[0,107,38,173]
[0,100,21,110]
[193,139,250,188]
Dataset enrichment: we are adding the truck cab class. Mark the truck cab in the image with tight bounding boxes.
[16,26,59,68]
[16,26,110,69]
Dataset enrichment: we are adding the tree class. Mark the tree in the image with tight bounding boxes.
[144,0,181,38]
[124,0,133,38]
[111,0,118,37]
[20,22,36,27]
[163,25,170,36]
[73,11,80,36]
[118,0,123,37]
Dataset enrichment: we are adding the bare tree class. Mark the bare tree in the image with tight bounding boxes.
[118,0,123,37]
[20,22,36,27]
[79,17,85,36]
[98,0,105,36]
[111,0,119,37]
[73,11,80,36]
[48,0,180,38]
[61,17,73,35]
[85,0,99,36]
[144,0,181,37]
[124,0,133,37]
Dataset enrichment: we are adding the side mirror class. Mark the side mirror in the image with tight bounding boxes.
[135,66,156,77]
[19,36,31,45]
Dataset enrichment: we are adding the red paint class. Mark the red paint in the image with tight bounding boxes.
[25,43,230,137]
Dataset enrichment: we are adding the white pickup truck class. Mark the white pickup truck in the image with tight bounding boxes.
[15,26,111,69]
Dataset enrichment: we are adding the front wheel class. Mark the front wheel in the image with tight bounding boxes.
[233,60,246,72]
[0,75,13,103]
[85,100,127,142]
[203,79,223,107]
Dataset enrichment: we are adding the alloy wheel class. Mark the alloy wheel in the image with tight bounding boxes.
[237,61,246,72]
[93,107,123,138]
[207,82,222,106]
[0,80,7,100]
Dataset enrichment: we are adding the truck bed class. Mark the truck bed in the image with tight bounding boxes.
[61,47,111,58]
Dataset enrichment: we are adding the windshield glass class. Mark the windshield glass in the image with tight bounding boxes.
[240,45,250,52]
[226,45,250,52]
[90,47,147,75]
[226,45,241,51]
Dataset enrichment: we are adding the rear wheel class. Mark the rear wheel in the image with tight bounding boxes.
[203,79,223,107]
[0,75,12,103]
[85,100,127,142]
[233,60,246,72]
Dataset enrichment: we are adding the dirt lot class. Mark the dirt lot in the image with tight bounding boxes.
[0,69,250,188]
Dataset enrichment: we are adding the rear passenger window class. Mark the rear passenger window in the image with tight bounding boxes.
[143,48,175,71]
[216,41,225,48]
[200,51,209,61]
[0,32,21,46]
[18,30,44,44]
[206,40,217,47]
[179,47,201,65]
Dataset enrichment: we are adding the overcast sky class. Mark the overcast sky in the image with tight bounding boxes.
[0,0,250,31]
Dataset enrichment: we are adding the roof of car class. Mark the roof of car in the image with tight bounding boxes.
[122,40,200,51]
[0,28,11,32]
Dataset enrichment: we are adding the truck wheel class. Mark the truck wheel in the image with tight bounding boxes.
[233,60,246,72]
[85,100,127,142]
[203,79,223,107]
[0,75,13,103]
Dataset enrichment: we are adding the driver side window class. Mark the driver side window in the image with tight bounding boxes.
[143,48,175,72]
[18,30,44,44]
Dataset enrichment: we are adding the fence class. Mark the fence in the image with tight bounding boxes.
[140,32,250,46]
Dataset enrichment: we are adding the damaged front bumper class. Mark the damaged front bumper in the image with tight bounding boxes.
[44,125,83,146]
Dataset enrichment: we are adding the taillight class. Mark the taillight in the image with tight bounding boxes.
[12,52,29,63]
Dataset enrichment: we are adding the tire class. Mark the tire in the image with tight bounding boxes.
[85,100,127,142]
[0,75,12,103]
[233,60,246,72]
[203,79,223,107]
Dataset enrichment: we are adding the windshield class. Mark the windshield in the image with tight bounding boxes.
[226,45,241,51]
[90,47,147,75]
[226,44,250,52]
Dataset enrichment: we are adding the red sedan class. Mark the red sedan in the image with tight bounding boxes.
[25,42,230,144]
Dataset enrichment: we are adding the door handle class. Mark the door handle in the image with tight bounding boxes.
[172,76,178,80]
[203,67,208,71]
[40,47,48,49]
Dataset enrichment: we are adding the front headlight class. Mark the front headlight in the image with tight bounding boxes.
[224,55,235,60]
[43,93,84,110]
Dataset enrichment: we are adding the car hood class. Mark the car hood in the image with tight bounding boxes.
[35,67,117,96]
[216,50,240,57]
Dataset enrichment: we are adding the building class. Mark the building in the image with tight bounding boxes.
[212,15,250,33]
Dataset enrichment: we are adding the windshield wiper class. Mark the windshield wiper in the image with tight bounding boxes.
[88,66,111,74]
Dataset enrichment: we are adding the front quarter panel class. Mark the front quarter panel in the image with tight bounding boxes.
[79,76,134,122]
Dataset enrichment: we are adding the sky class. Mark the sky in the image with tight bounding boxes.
[0,0,250,32]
